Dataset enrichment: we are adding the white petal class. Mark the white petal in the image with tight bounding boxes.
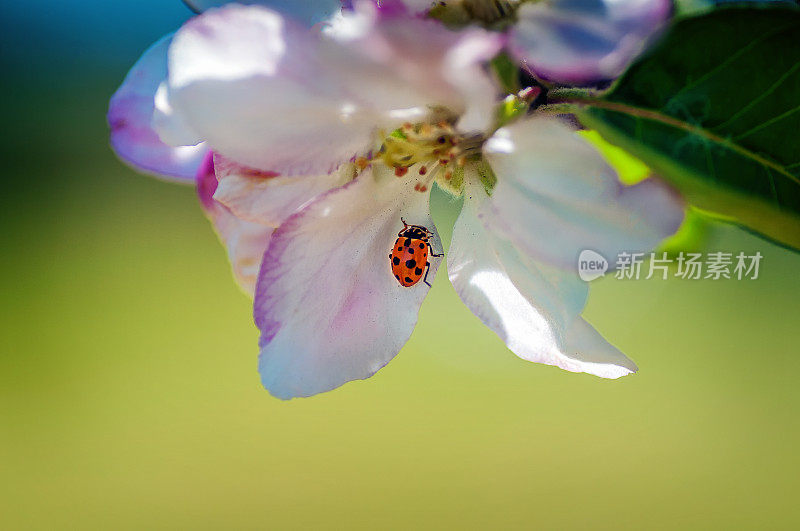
[186,0,343,25]
[482,117,684,268]
[444,29,504,134]
[510,0,671,84]
[323,3,503,134]
[562,318,637,378]
[449,182,636,378]
[165,3,501,174]
[254,165,441,399]
[213,154,354,226]
[153,81,203,148]
[197,154,272,295]
[107,34,206,180]
[218,217,274,296]
[167,4,375,175]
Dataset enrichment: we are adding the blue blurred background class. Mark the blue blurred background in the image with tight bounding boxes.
[1,1,799,529]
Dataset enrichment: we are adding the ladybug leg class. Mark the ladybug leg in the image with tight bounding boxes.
[427,241,444,258]
[423,241,444,286]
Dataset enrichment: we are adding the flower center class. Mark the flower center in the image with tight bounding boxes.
[371,120,485,193]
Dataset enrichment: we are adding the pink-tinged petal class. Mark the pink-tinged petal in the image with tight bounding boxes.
[167,4,376,175]
[254,165,440,399]
[326,1,503,133]
[482,117,684,269]
[450,182,636,378]
[108,34,206,181]
[196,152,219,211]
[510,0,671,85]
[197,153,272,295]
[166,3,501,174]
[212,154,354,226]
[220,218,274,296]
[185,0,343,24]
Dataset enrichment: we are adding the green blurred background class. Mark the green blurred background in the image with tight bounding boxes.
[1,2,799,529]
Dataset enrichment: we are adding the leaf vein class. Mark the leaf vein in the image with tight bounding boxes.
[662,23,794,108]
[733,103,800,141]
[715,61,800,131]
[765,166,780,207]
[549,96,800,187]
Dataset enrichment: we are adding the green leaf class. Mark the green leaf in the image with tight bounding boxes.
[564,5,800,251]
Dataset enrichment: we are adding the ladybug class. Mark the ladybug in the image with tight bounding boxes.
[389,218,443,287]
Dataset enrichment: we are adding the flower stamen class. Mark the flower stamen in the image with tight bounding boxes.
[376,121,485,194]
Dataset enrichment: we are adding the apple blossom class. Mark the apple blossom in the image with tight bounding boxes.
[108,0,345,183]
[108,0,348,289]
[109,0,684,399]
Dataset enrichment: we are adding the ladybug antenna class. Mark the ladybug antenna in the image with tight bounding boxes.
[401,217,408,228]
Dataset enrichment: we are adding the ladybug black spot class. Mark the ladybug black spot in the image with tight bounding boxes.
[404,277,413,284]
[398,246,403,252]
[408,248,414,254]
[415,267,423,275]
[404,238,412,246]
[419,243,425,249]
[393,257,400,266]
[395,274,400,280]
[405,259,417,268]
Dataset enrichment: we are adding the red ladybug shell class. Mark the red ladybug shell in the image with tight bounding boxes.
[389,229,430,287]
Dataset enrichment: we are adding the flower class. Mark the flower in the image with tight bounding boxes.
[108,34,207,181]
[509,0,672,84]
[108,0,348,290]
[196,153,274,293]
[109,0,684,399]
[107,0,346,181]
[186,0,344,24]
[399,0,672,85]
